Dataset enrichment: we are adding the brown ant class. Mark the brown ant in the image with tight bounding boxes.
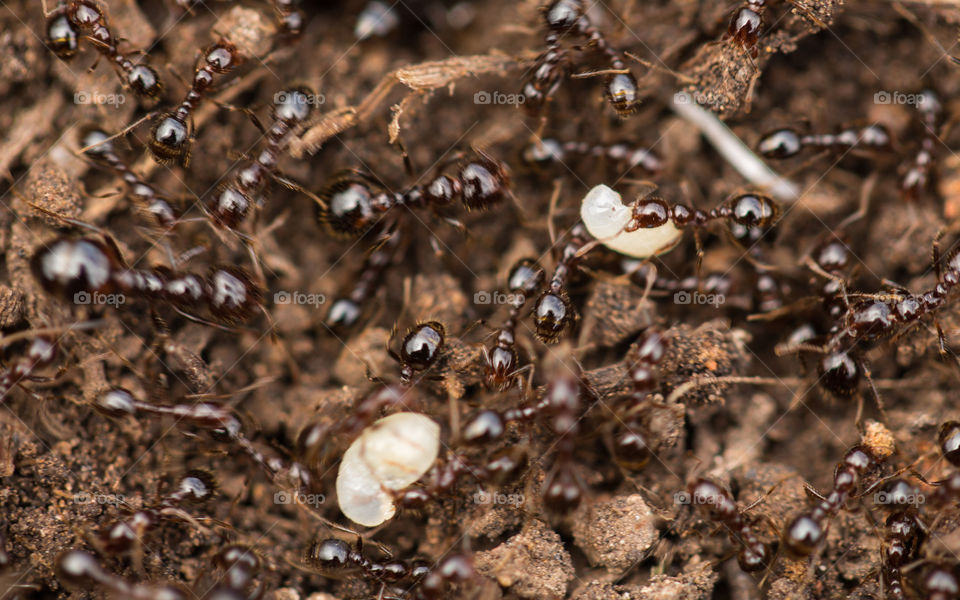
[523,137,663,173]
[326,224,404,331]
[902,90,943,202]
[532,222,590,343]
[685,478,772,572]
[30,237,263,326]
[316,152,509,238]
[79,126,180,229]
[92,470,216,556]
[782,442,889,557]
[0,336,57,405]
[483,258,545,390]
[724,0,767,58]
[609,328,668,470]
[871,478,924,600]
[44,0,162,98]
[207,86,318,230]
[56,549,190,600]
[149,40,244,165]
[390,321,447,386]
[523,0,641,117]
[305,538,474,599]
[757,124,892,160]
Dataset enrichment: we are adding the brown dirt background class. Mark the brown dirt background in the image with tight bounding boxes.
[2,0,960,598]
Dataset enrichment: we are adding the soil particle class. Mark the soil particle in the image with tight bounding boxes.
[634,558,717,600]
[22,158,83,226]
[0,284,24,328]
[218,6,277,59]
[571,494,659,573]
[580,281,655,348]
[334,326,391,386]
[659,321,750,404]
[475,518,576,599]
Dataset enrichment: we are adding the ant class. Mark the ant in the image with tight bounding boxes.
[483,258,545,390]
[523,138,663,174]
[306,538,475,599]
[31,237,263,326]
[0,336,57,404]
[207,85,317,230]
[44,0,162,99]
[780,232,960,402]
[273,0,305,36]
[757,123,892,160]
[532,222,590,343]
[871,478,923,600]
[902,89,943,202]
[326,224,403,331]
[56,550,191,600]
[523,0,641,117]
[316,152,509,238]
[149,40,244,165]
[782,436,893,557]
[93,388,308,491]
[79,126,180,229]
[609,328,668,470]
[92,470,216,556]
[391,321,447,386]
[724,0,766,58]
[686,478,772,572]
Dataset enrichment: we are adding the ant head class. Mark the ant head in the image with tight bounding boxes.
[94,387,137,418]
[724,192,779,246]
[816,350,859,397]
[485,346,518,389]
[612,425,652,470]
[209,185,253,230]
[630,195,670,229]
[46,12,79,59]
[812,235,851,273]
[938,421,960,466]
[543,0,583,33]
[400,321,446,371]
[533,290,574,343]
[605,71,640,118]
[149,114,192,165]
[306,538,354,577]
[171,469,217,504]
[30,237,118,299]
[273,85,316,123]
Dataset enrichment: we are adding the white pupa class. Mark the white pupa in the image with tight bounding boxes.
[336,412,440,527]
[580,184,682,259]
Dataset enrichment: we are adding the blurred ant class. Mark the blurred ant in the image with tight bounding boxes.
[482,258,545,391]
[43,0,162,99]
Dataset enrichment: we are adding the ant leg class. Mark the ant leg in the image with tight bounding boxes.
[860,358,887,425]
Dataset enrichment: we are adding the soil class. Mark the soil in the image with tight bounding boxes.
[1,0,960,599]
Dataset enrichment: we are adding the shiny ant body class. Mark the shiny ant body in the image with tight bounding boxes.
[523,138,662,173]
[483,258,545,390]
[725,0,766,57]
[757,124,892,160]
[317,153,509,238]
[532,222,590,343]
[149,40,243,165]
[306,538,474,600]
[902,90,943,202]
[80,127,179,229]
[523,0,640,117]
[687,478,771,572]
[208,86,317,230]
[326,225,403,331]
[45,0,161,98]
[871,478,924,600]
[31,237,262,326]
[0,336,57,405]
[609,328,667,470]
